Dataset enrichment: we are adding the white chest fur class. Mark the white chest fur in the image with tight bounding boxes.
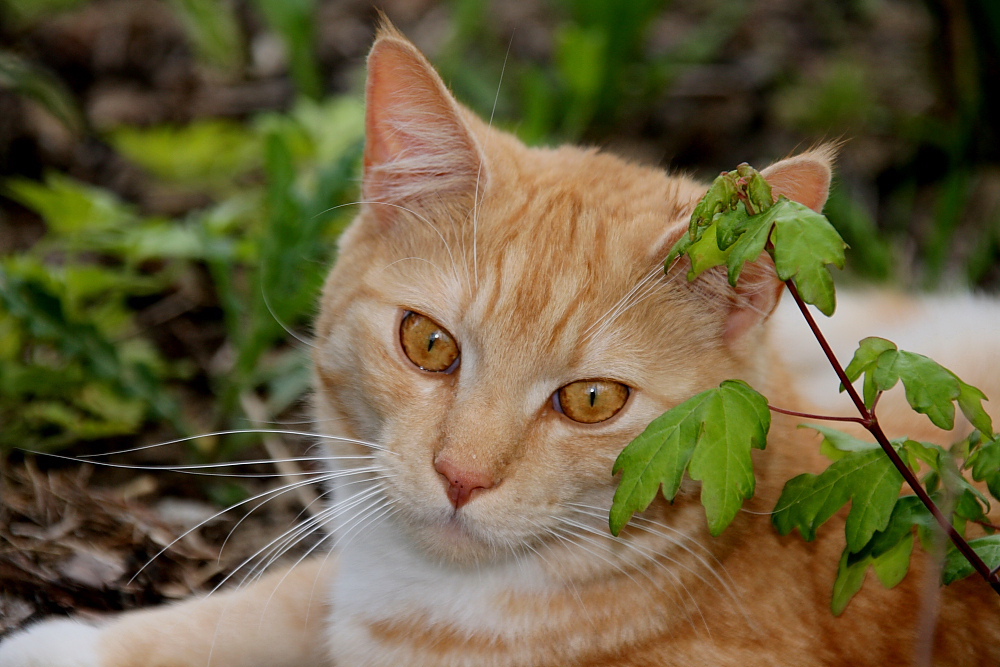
[327,519,553,666]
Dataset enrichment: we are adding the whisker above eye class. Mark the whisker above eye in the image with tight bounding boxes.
[258,271,317,351]
[379,256,446,274]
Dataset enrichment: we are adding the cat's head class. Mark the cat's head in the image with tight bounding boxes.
[312,23,832,566]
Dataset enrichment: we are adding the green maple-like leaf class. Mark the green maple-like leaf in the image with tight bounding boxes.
[610,380,770,536]
[843,336,898,406]
[772,444,903,552]
[686,171,738,240]
[688,381,772,535]
[957,382,994,436]
[843,337,994,431]
[715,206,753,250]
[970,434,1000,501]
[768,198,847,316]
[866,495,932,558]
[831,549,870,616]
[829,494,933,613]
[685,224,730,280]
[737,163,775,214]
[872,532,914,589]
[805,424,880,461]
[871,349,960,429]
[723,205,778,286]
[832,532,916,615]
[942,535,1000,584]
[664,231,694,271]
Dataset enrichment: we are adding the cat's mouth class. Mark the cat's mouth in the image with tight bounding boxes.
[401,507,513,565]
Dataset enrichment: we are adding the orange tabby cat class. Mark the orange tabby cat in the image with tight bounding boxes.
[2,23,998,667]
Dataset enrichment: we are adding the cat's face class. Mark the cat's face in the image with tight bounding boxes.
[311,25,831,567]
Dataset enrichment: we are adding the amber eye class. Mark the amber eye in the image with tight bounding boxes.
[400,311,460,372]
[555,380,629,424]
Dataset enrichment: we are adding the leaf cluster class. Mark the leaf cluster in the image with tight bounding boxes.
[775,424,1000,613]
[665,164,847,316]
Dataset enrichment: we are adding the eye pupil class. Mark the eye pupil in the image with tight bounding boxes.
[427,332,439,352]
[589,386,597,407]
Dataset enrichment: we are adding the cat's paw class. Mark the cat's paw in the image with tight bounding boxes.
[0,619,104,667]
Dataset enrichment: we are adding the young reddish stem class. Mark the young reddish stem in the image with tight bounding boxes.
[972,518,1000,532]
[784,279,1000,594]
[767,405,865,424]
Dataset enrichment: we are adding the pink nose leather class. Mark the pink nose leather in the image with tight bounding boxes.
[434,457,496,509]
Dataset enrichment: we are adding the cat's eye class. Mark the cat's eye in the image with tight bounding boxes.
[554,380,629,424]
[400,311,460,372]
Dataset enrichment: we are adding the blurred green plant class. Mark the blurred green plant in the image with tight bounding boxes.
[438,0,748,144]
[169,0,322,98]
[0,256,178,451]
[251,0,323,100]
[0,0,85,27]
[169,0,246,75]
[0,51,86,136]
[1,97,364,455]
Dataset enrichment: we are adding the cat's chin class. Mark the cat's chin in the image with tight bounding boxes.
[403,513,518,567]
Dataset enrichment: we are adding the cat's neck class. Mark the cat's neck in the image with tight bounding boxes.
[327,493,758,667]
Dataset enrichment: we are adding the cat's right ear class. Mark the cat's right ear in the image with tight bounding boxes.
[363,24,484,207]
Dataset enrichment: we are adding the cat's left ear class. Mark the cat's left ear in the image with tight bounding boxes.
[722,148,835,342]
[363,23,484,206]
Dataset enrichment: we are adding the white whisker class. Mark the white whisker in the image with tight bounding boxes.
[567,502,749,627]
[219,467,381,559]
[223,482,388,593]
[583,265,662,342]
[259,272,316,350]
[471,31,513,290]
[551,516,704,633]
[66,429,393,457]
[128,473,340,583]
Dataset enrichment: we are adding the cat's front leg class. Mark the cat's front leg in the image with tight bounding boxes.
[0,556,336,667]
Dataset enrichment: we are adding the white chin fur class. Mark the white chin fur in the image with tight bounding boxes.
[0,619,103,667]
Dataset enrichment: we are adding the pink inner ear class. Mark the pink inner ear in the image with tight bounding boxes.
[363,38,482,204]
[760,153,834,213]
[724,271,785,344]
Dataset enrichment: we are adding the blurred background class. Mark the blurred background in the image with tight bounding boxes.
[0,0,998,629]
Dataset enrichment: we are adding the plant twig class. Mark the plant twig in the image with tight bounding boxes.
[971,518,1000,532]
[784,279,1000,594]
[767,405,866,424]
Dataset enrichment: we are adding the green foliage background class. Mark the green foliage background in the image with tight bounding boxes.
[0,0,998,467]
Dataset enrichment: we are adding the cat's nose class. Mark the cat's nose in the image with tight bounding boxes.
[433,456,496,510]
